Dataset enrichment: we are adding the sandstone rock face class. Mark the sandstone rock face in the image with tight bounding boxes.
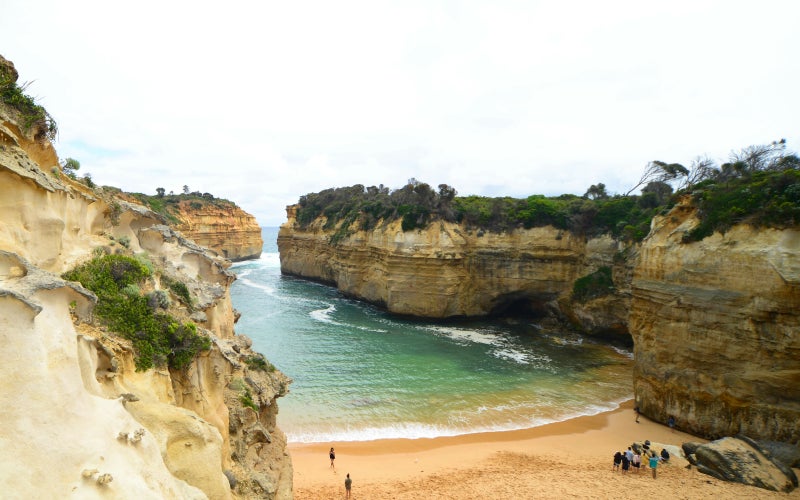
[691,436,797,492]
[278,205,633,338]
[630,201,800,443]
[173,200,263,262]
[0,77,291,499]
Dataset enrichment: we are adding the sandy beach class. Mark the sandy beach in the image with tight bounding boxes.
[290,400,800,499]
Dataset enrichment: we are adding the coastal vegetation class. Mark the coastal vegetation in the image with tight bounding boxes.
[63,253,210,371]
[293,140,799,245]
[572,266,615,302]
[110,189,237,225]
[0,60,58,141]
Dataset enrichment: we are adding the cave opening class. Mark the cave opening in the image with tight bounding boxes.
[488,292,553,319]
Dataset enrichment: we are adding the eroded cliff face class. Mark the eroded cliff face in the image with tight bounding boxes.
[172,200,264,262]
[630,200,800,443]
[0,58,291,499]
[278,205,633,338]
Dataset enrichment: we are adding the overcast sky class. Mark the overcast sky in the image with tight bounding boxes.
[2,1,798,226]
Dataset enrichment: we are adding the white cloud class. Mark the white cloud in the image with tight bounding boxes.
[2,0,799,225]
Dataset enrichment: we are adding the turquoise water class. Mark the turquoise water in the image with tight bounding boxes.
[230,227,633,443]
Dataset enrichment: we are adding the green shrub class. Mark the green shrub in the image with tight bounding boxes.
[683,169,800,242]
[245,355,275,372]
[572,266,615,302]
[62,255,209,371]
[294,182,664,243]
[240,388,259,411]
[163,276,192,306]
[147,290,171,309]
[0,70,58,141]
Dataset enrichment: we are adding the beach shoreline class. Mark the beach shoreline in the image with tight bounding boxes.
[290,400,800,499]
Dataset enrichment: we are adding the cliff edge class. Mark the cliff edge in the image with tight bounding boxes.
[0,55,291,499]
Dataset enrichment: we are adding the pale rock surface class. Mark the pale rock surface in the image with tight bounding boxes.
[0,63,292,499]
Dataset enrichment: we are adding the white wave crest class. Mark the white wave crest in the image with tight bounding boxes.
[424,325,504,346]
[310,304,337,324]
[285,397,632,443]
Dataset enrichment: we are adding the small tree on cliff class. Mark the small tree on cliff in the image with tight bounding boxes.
[156,187,165,198]
[584,183,609,200]
[626,161,689,196]
[61,157,80,179]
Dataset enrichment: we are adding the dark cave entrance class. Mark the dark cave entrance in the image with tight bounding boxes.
[488,292,555,319]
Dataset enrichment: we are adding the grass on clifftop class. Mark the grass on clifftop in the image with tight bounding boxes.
[293,140,799,245]
[63,253,210,371]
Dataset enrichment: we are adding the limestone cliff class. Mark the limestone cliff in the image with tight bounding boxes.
[278,205,633,338]
[279,192,800,444]
[170,199,263,262]
[0,56,291,499]
[630,198,800,443]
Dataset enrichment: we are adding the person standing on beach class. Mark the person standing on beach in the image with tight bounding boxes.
[634,406,641,423]
[632,451,641,473]
[344,473,352,498]
[613,451,622,471]
[668,416,675,432]
[329,447,336,470]
[649,453,659,478]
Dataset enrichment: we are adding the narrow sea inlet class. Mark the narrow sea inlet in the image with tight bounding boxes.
[230,228,633,443]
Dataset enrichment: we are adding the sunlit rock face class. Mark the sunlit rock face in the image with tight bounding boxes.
[277,204,633,338]
[0,56,292,499]
[172,201,264,262]
[630,200,800,442]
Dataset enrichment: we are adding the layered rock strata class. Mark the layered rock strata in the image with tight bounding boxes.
[172,200,264,262]
[630,200,800,443]
[0,58,291,499]
[278,205,633,337]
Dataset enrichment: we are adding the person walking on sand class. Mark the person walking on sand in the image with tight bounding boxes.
[634,405,641,423]
[668,415,675,432]
[329,447,336,469]
[344,473,352,498]
[649,453,659,479]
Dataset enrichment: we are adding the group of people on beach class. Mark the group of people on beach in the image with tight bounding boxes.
[330,447,353,498]
[612,441,669,479]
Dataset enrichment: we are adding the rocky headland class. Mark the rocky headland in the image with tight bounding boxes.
[0,55,290,499]
[164,198,263,262]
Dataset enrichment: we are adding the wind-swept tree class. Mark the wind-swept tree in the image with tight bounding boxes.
[61,157,80,178]
[626,161,688,196]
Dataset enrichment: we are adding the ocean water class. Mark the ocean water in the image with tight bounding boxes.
[230,227,633,443]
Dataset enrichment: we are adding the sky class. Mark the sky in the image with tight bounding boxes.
[2,1,799,226]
